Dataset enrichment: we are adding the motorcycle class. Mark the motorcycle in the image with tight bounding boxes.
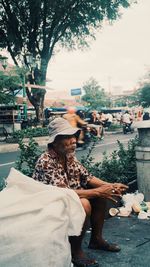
[123,123,134,134]
[77,125,97,149]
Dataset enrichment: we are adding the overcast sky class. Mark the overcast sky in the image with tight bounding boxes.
[46,0,150,98]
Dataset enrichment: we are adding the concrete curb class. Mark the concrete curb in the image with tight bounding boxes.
[0,136,49,153]
[105,130,122,135]
[0,131,123,153]
[0,143,19,153]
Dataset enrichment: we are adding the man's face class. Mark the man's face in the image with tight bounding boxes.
[54,135,77,155]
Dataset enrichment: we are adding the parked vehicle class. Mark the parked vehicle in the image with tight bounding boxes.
[0,104,25,141]
[0,126,8,142]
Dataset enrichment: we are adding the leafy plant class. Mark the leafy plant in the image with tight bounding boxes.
[138,83,150,107]
[15,138,43,177]
[82,77,109,109]
[9,127,49,142]
[81,136,139,185]
[0,177,6,191]
[0,70,20,104]
[106,123,122,132]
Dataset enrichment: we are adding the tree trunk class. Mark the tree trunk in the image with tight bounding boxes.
[26,87,46,124]
[26,58,48,124]
[34,92,45,123]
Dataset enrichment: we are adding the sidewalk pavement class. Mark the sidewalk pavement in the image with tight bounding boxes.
[83,215,150,267]
[0,130,123,153]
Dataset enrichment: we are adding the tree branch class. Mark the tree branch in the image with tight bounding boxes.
[7,40,18,66]
[2,0,23,51]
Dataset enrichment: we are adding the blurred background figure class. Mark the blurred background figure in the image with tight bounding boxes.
[88,110,103,139]
[143,112,150,121]
[98,111,107,126]
[105,113,113,128]
[122,111,133,125]
[137,110,142,121]
[63,106,87,144]
[76,109,86,120]
[121,110,134,134]
[116,112,122,124]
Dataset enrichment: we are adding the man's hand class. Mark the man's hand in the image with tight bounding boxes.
[113,183,128,194]
[75,179,128,201]
[93,184,123,203]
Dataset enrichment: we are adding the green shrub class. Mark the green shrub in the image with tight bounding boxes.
[11,127,49,142]
[81,136,139,184]
[106,123,122,131]
[15,137,43,177]
[0,177,6,191]
[1,133,44,189]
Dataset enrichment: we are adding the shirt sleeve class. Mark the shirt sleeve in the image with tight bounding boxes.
[32,153,54,184]
[77,161,94,188]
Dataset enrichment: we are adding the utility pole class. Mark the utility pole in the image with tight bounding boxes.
[108,76,112,107]
[108,76,111,94]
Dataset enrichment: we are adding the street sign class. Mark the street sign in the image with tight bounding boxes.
[71,88,81,96]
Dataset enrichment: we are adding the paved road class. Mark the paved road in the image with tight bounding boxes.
[77,132,136,162]
[0,150,20,179]
[0,132,136,180]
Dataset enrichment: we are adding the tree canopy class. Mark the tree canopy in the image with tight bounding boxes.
[114,92,140,107]
[0,0,135,120]
[138,84,150,107]
[0,70,20,104]
[82,77,109,109]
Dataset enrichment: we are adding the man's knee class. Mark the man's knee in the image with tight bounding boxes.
[80,198,91,216]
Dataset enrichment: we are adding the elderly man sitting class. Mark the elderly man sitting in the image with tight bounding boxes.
[33,117,128,267]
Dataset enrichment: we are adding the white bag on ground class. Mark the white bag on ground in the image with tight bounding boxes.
[0,168,85,267]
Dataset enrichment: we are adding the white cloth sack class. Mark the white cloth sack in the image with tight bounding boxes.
[0,168,85,267]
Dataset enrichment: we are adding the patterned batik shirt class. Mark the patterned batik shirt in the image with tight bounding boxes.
[32,148,94,189]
